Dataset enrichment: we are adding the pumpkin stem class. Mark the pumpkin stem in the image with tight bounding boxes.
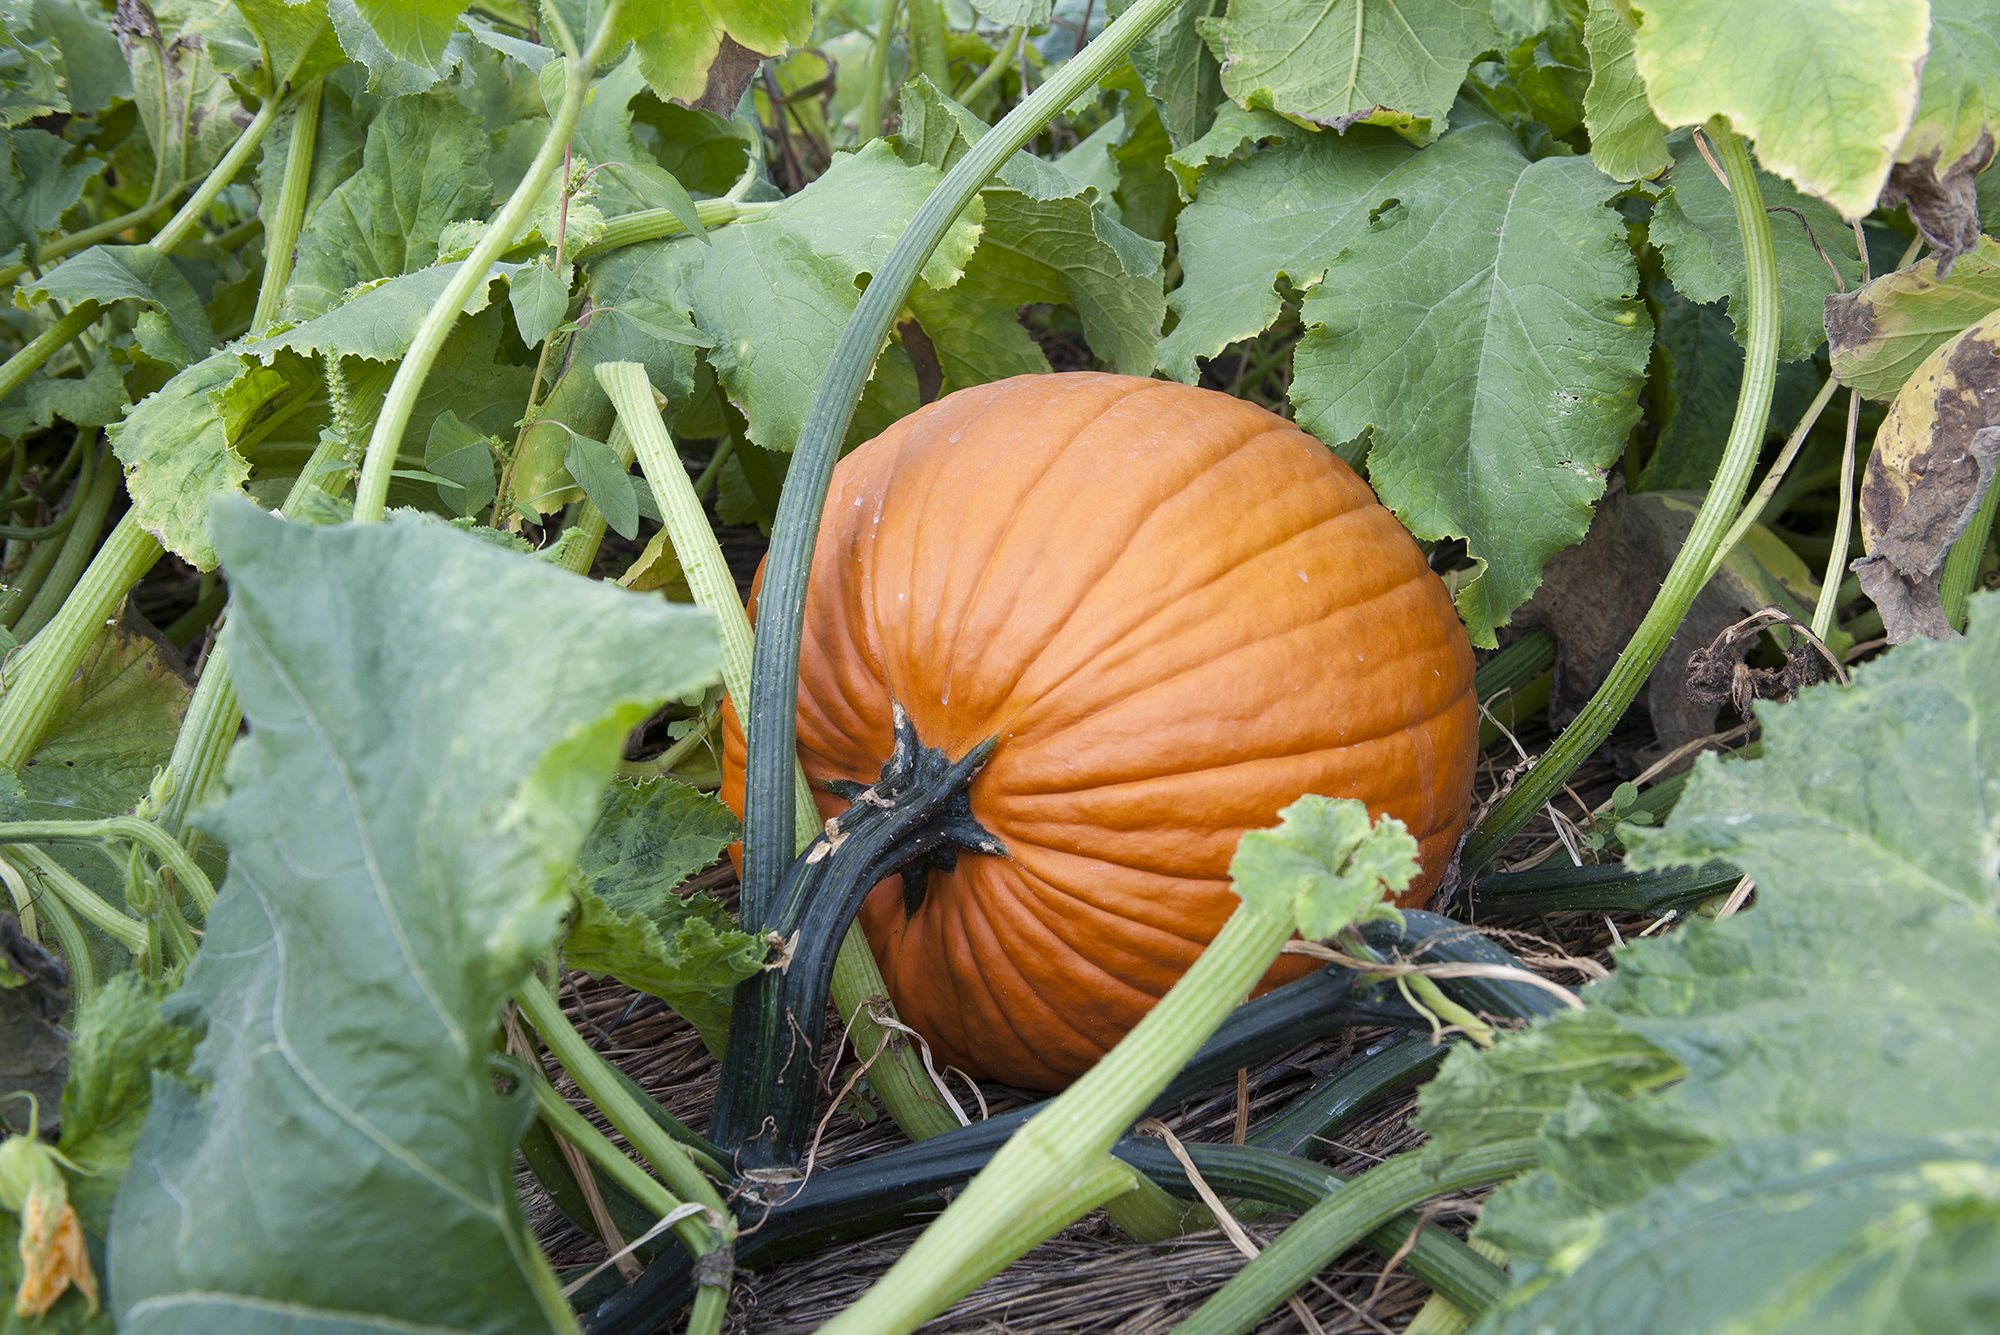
[713,706,1001,1172]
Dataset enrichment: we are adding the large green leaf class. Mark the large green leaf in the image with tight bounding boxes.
[248,259,520,363]
[1157,116,1411,381]
[595,137,976,453]
[1885,0,2000,265]
[1828,235,2000,400]
[1629,0,1928,220]
[561,778,759,1053]
[1198,0,1500,144]
[110,502,723,1333]
[1128,0,1226,151]
[898,83,1165,385]
[1650,131,1864,362]
[0,127,100,266]
[1423,592,2000,1334]
[283,90,492,321]
[1579,0,1666,181]
[27,0,128,115]
[234,0,344,94]
[119,0,250,192]
[349,0,465,70]
[328,0,465,95]
[1289,113,1653,646]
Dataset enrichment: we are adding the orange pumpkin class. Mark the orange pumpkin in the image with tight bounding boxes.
[720,373,1476,1090]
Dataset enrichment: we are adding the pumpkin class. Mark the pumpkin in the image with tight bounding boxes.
[721,373,1476,1090]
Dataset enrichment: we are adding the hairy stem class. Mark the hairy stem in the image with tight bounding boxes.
[1939,470,2000,631]
[249,78,324,334]
[959,25,1024,107]
[858,0,903,143]
[1811,389,1861,641]
[1461,120,1780,872]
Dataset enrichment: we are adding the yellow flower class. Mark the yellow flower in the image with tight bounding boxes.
[0,1100,99,1319]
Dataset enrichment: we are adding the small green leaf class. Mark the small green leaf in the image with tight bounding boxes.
[1199,0,1502,145]
[1228,795,1416,940]
[1631,0,1928,220]
[423,410,498,518]
[0,358,128,436]
[58,974,196,1226]
[563,428,639,539]
[509,259,569,349]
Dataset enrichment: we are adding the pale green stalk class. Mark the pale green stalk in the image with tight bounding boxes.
[30,888,94,1008]
[354,9,622,523]
[959,25,1023,106]
[568,197,772,263]
[857,0,903,142]
[598,361,961,1145]
[1705,373,1839,581]
[11,439,117,641]
[149,94,284,256]
[906,0,950,93]
[1811,389,1861,641]
[1940,472,2000,631]
[5,844,145,953]
[0,514,160,768]
[250,79,323,334]
[0,303,101,402]
[0,198,179,288]
[526,1073,719,1264]
[817,904,1297,1335]
[515,973,728,1218]
[0,816,215,913]
[1462,120,1780,871]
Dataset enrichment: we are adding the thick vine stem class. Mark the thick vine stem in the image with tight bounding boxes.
[0,303,101,402]
[11,440,117,641]
[0,816,216,913]
[816,903,1299,1335]
[600,362,961,1148]
[1170,1139,1542,1335]
[149,93,285,257]
[709,710,999,1169]
[353,9,620,523]
[0,514,161,768]
[1460,119,1780,872]
[249,78,324,334]
[740,0,1187,927]
[568,198,773,263]
[1938,470,1998,631]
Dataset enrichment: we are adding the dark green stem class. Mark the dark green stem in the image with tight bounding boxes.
[1940,470,1999,632]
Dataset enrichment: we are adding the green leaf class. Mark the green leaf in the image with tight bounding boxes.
[562,777,757,1052]
[630,98,752,199]
[247,259,519,363]
[1290,115,1654,646]
[897,82,1164,385]
[0,0,63,126]
[29,245,216,368]
[622,0,812,105]
[109,501,723,1333]
[1629,0,1928,220]
[573,55,711,229]
[103,352,257,568]
[1198,0,1502,145]
[600,137,977,453]
[423,408,497,518]
[327,0,465,94]
[283,90,493,321]
[1649,130,1863,362]
[0,128,100,266]
[120,0,250,192]
[562,427,638,539]
[1579,0,1666,182]
[508,257,568,348]
[974,0,1054,23]
[0,357,128,436]
[1128,0,1226,151]
[25,0,129,115]
[1158,118,1410,381]
[234,0,343,94]
[1162,99,1295,200]
[349,0,464,70]
[1828,235,2000,400]
[1428,594,2000,1332]
[1227,795,1415,939]
[58,973,195,1227]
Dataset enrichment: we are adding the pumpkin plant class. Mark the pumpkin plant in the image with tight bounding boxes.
[0,0,1995,1329]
